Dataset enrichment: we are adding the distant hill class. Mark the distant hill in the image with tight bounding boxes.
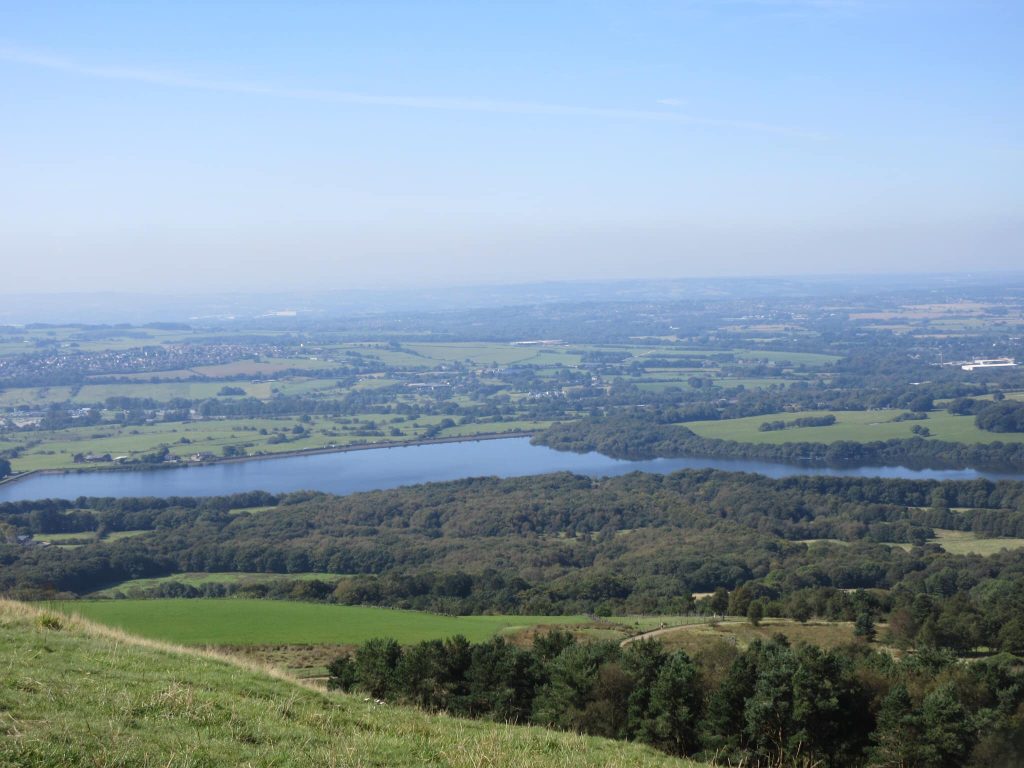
[0,600,702,767]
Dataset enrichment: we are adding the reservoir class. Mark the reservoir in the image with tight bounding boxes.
[1,437,1021,502]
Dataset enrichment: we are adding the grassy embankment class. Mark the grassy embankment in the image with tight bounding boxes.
[1,600,703,767]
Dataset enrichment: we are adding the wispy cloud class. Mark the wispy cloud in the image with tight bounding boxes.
[0,44,821,139]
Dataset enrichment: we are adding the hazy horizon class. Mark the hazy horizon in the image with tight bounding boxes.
[3,271,1024,326]
[3,1,1022,292]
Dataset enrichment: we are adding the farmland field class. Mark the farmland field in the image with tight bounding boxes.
[55,599,594,645]
[40,529,148,544]
[929,529,1024,556]
[91,572,347,596]
[684,409,1024,445]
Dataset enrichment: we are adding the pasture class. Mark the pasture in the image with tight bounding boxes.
[654,618,880,655]
[56,599,594,645]
[91,572,345,596]
[41,529,148,544]
[402,342,585,367]
[929,529,1024,556]
[684,409,1024,445]
[72,381,275,402]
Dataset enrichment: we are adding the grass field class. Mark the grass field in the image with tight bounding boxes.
[397,342,588,368]
[684,409,1024,445]
[443,420,551,437]
[38,529,148,543]
[55,599,596,646]
[0,385,78,408]
[92,571,346,595]
[929,529,1024,555]
[713,377,797,390]
[72,381,275,402]
[730,349,840,367]
[2,600,699,768]
[654,618,881,655]
[866,529,1024,555]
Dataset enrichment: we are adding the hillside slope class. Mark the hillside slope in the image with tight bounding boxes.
[0,600,703,767]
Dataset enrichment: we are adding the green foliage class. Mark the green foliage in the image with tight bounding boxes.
[976,401,1024,433]
[854,613,876,642]
[329,630,1024,766]
[354,637,403,698]
[643,652,702,755]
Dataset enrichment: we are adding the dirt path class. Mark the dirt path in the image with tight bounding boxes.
[619,618,738,647]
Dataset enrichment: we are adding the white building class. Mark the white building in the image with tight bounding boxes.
[961,358,1017,371]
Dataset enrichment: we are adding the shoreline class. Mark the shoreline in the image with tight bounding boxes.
[0,431,537,488]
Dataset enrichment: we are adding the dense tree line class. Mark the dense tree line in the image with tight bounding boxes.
[0,490,284,534]
[759,414,837,432]
[976,401,1024,433]
[329,631,1024,767]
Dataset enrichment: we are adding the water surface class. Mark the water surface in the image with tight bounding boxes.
[1,437,1021,502]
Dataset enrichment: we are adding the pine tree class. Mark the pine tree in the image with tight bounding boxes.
[643,652,701,755]
[854,612,876,642]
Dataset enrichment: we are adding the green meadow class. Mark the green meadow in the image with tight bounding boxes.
[930,529,1024,556]
[91,572,346,595]
[56,599,593,646]
[684,409,1024,445]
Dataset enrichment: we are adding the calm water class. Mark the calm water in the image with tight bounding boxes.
[1,437,1022,502]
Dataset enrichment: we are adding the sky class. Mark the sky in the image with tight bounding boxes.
[1,0,1022,293]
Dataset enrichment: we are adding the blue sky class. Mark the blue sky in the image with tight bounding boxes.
[1,1,1021,292]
